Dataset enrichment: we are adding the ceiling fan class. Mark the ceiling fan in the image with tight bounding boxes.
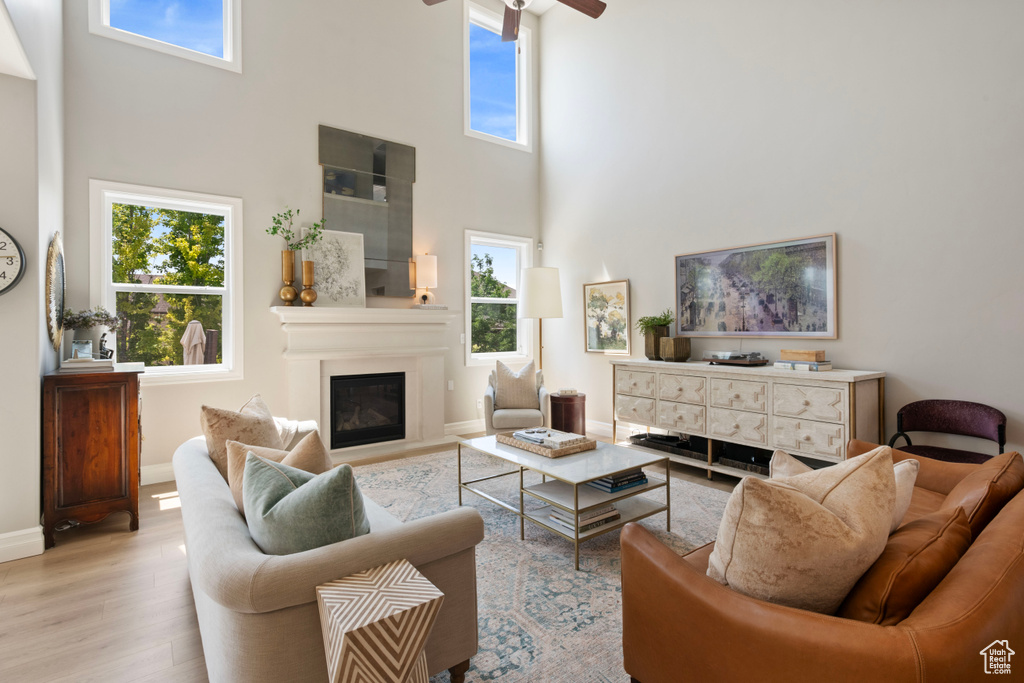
[423,0,607,42]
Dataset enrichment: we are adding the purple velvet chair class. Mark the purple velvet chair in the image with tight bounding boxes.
[887,399,1006,464]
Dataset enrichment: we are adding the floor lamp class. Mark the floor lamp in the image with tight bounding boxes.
[519,267,563,370]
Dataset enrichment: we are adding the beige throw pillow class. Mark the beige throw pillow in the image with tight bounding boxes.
[226,431,333,516]
[200,395,283,480]
[708,446,896,614]
[770,449,919,534]
[494,360,539,410]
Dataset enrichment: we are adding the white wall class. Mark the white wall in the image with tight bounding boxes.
[0,0,62,561]
[539,0,1024,452]
[62,0,541,467]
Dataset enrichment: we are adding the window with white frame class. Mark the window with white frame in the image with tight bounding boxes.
[465,2,532,151]
[90,180,243,383]
[465,230,533,365]
[88,0,241,73]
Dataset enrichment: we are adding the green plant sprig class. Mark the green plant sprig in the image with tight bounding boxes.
[62,306,122,332]
[635,308,674,335]
[266,208,327,251]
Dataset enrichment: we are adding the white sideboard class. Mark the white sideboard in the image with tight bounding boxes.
[611,360,885,479]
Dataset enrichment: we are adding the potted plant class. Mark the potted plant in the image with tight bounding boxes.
[266,208,326,306]
[62,306,121,361]
[635,308,674,360]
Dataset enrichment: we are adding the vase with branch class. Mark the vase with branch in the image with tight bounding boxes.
[266,208,325,306]
[61,306,122,361]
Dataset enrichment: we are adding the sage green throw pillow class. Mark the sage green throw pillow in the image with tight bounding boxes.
[243,453,370,555]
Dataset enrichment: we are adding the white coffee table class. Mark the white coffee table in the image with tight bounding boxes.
[458,435,670,570]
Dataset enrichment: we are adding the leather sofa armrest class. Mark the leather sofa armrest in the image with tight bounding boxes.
[620,523,921,683]
[848,439,975,495]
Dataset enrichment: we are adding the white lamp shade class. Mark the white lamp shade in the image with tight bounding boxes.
[519,267,563,319]
[414,254,438,289]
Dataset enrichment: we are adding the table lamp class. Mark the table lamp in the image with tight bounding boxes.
[414,253,438,305]
[519,266,562,369]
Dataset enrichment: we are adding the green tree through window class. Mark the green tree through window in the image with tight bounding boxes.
[470,253,518,354]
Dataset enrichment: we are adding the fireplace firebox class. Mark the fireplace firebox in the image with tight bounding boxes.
[330,372,406,449]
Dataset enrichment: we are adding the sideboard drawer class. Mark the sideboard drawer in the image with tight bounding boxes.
[658,374,707,405]
[773,384,847,424]
[710,379,768,414]
[616,395,656,426]
[616,369,656,398]
[773,417,846,462]
[709,408,768,447]
[657,402,706,436]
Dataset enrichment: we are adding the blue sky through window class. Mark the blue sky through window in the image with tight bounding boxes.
[472,244,518,292]
[469,23,517,141]
[109,0,224,58]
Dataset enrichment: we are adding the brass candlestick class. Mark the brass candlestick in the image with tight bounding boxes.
[280,250,298,306]
[300,260,317,307]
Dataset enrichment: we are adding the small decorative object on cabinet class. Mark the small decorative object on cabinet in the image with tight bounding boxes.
[675,234,837,338]
[0,226,27,295]
[60,306,120,362]
[45,232,65,351]
[611,359,885,480]
[300,260,317,306]
[550,392,586,435]
[583,280,630,355]
[635,308,673,360]
[266,207,325,306]
[42,368,142,548]
[660,336,691,362]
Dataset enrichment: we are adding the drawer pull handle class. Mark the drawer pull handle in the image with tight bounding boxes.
[733,393,741,400]
[802,434,812,442]
[732,424,740,430]
[802,399,811,406]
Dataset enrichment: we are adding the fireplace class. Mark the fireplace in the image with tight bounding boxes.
[330,372,406,449]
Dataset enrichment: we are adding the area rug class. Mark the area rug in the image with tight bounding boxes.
[354,448,731,682]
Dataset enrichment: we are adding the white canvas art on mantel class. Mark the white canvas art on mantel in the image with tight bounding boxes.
[303,229,366,307]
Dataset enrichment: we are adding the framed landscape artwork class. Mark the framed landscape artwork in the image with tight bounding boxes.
[675,234,837,338]
[584,280,630,354]
[303,229,366,308]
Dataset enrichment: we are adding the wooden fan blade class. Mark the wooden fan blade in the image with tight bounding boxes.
[422,0,448,5]
[502,5,522,42]
[557,0,607,19]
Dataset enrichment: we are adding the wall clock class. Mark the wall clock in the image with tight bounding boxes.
[45,232,65,351]
[0,227,26,296]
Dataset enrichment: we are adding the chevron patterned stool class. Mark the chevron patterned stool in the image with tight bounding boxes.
[316,559,445,683]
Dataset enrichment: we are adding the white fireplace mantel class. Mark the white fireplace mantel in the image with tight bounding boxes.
[270,307,458,461]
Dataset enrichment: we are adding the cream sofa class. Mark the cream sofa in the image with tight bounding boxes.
[173,430,485,683]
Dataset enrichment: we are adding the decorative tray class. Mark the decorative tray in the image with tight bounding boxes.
[707,359,770,366]
[496,433,598,459]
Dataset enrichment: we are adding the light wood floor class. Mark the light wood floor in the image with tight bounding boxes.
[0,437,734,682]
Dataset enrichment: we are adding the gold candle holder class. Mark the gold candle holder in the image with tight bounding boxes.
[280,250,298,306]
[300,260,317,307]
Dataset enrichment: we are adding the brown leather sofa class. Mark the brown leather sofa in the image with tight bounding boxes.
[621,440,1024,683]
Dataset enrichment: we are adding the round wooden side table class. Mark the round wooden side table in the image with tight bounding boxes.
[550,392,586,435]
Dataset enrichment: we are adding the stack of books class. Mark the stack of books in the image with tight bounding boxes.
[59,358,115,374]
[773,360,832,372]
[775,349,832,372]
[548,504,620,533]
[587,468,648,494]
[512,429,588,450]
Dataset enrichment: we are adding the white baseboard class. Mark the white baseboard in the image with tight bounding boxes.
[0,526,44,564]
[141,462,176,486]
[446,419,484,436]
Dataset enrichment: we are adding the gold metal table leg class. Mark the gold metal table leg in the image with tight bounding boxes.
[574,484,580,571]
[665,458,672,533]
[457,443,463,506]
[519,467,525,541]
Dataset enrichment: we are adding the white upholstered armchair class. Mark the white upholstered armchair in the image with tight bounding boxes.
[483,361,550,435]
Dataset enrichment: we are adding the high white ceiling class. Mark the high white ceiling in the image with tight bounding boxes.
[0,0,34,80]
[527,0,559,14]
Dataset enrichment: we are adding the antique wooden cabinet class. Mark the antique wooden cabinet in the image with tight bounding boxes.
[42,370,142,548]
[611,360,885,479]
